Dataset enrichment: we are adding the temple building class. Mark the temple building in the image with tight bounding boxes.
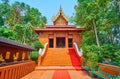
[34,7,86,66]
[35,7,86,48]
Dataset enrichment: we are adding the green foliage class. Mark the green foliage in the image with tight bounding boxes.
[32,40,44,50]
[0,27,16,39]
[24,7,47,27]
[14,24,37,44]
[114,50,120,65]
[0,3,10,26]
[30,51,39,63]
[74,0,120,66]
[1,0,9,4]
[30,51,39,59]
[81,44,101,54]
[116,76,120,79]
[82,44,101,67]
[84,52,98,68]
[101,44,115,58]
[101,44,120,64]
[0,1,47,45]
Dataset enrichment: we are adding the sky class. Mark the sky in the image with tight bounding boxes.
[7,0,77,25]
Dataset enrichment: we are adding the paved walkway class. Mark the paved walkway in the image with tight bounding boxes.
[21,66,91,79]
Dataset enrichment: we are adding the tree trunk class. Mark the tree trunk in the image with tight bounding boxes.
[92,20,100,47]
[23,29,26,45]
[118,0,120,13]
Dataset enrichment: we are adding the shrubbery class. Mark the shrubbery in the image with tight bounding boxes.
[30,51,39,63]
[82,44,120,67]
[32,40,44,50]
[30,40,44,63]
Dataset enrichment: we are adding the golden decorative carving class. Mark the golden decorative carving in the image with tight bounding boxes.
[22,52,25,60]
[13,52,19,61]
[5,51,10,59]
[56,16,66,25]
[13,54,17,61]
[56,33,65,37]
[52,6,69,22]
[16,52,19,59]
[28,55,30,60]
[0,54,5,63]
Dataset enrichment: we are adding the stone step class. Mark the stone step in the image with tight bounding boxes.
[41,48,72,66]
[35,66,82,70]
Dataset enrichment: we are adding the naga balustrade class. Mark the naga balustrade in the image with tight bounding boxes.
[73,42,82,57]
[38,43,48,66]
[0,61,36,79]
[73,42,83,64]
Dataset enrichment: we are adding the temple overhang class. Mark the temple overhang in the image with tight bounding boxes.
[34,25,87,34]
[35,28,87,33]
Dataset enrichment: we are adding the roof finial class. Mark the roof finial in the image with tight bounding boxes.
[60,5,62,11]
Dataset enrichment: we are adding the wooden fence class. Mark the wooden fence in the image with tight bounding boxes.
[0,61,36,79]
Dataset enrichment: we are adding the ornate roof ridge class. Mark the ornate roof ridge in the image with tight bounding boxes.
[52,6,69,22]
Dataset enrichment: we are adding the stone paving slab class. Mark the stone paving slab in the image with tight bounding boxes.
[21,69,91,79]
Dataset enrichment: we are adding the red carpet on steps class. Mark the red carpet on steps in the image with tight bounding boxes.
[52,70,71,79]
[68,48,82,70]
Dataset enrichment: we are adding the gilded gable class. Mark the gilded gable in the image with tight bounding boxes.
[54,15,67,25]
[52,7,69,26]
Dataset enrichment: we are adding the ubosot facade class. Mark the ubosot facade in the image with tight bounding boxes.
[34,7,86,66]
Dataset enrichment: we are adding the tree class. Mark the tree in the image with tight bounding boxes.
[0,1,47,45]
[74,0,110,47]
[24,7,47,27]
[1,0,9,4]
[5,1,30,30]
[0,3,10,26]
[73,0,120,64]
[0,27,16,39]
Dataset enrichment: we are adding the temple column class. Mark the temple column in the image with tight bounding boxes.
[54,33,56,48]
[66,33,68,48]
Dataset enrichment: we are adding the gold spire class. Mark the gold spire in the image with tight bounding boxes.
[60,5,62,12]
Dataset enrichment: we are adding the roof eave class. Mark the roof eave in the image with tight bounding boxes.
[0,37,35,51]
[35,28,87,33]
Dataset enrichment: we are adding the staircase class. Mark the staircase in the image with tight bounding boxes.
[41,48,72,66]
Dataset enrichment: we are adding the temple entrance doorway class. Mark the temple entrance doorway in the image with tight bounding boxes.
[56,37,65,48]
[68,38,73,48]
[49,39,54,48]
